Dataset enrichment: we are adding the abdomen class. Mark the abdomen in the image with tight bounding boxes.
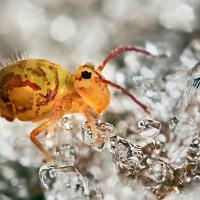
[0,59,70,122]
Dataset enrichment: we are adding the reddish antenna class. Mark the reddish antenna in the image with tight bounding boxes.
[97,46,156,72]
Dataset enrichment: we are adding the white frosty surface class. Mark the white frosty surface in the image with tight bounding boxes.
[0,119,42,167]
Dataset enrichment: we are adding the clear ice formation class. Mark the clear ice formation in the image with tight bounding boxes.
[39,165,88,200]
[39,144,103,200]
[81,119,159,171]
[167,62,200,166]
[174,62,200,120]
[81,119,115,150]
[137,118,161,139]
[108,136,144,170]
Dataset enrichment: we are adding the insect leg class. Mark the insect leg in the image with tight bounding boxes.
[82,106,94,123]
[29,120,53,163]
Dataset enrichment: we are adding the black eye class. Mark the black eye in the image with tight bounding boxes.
[81,71,92,79]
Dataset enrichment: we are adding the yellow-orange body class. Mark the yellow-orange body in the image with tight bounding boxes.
[0,59,110,123]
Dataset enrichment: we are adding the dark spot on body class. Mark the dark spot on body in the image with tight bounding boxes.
[35,66,59,106]
[49,65,56,70]
[27,67,48,82]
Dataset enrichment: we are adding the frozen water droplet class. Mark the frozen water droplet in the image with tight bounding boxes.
[168,117,179,130]
[194,175,200,181]
[137,118,161,139]
[108,136,144,170]
[60,116,74,130]
[81,120,115,151]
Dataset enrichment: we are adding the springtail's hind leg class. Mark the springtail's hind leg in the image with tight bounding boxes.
[30,120,53,163]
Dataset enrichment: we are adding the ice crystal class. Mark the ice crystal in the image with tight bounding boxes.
[108,136,144,170]
[81,120,115,151]
[39,144,103,200]
[137,118,161,139]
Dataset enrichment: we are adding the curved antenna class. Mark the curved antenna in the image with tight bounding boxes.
[95,77,150,115]
[97,46,157,72]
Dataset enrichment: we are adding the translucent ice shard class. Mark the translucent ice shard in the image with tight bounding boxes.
[167,118,198,167]
[39,164,104,200]
[39,144,77,191]
[137,118,161,139]
[39,165,87,199]
[81,119,115,151]
[81,120,146,170]
[60,116,74,130]
[169,62,200,139]
[108,136,144,170]
[174,62,200,120]
[39,143,103,200]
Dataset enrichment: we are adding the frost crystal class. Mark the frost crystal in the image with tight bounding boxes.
[39,144,103,200]
[108,136,144,170]
[81,119,115,151]
[137,118,161,139]
[39,166,86,199]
